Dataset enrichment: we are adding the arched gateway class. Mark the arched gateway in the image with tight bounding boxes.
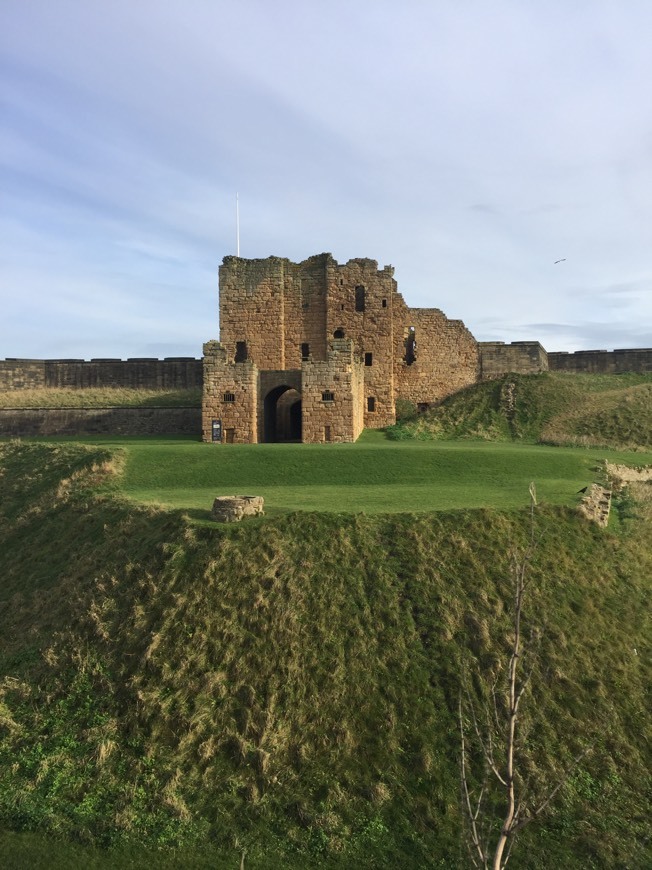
[259,370,303,443]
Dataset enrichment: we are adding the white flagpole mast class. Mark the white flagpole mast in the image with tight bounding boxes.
[236,192,240,257]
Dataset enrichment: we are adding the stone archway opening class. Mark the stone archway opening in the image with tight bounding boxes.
[263,386,302,442]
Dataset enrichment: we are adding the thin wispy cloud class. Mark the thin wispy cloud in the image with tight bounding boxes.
[1,0,651,357]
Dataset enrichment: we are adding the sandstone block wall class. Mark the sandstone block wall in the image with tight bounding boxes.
[325,257,397,429]
[0,359,46,390]
[0,358,202,391]
[479,342,549,378]
[395,306,480,405]
[548,348,652,374]
[301,340,364,443]
[202,341,258,443]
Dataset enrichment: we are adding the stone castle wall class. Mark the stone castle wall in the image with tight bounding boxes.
[325,257,397,429]
[301,340,364,443]
[479,342,549,378]
[548,348,652,374]
[477,343,651,378]
[202,342,258,443]
[396,306,480,404]
[0,358,202,391]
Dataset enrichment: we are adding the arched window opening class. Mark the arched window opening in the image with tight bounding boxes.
[404,327,417,366]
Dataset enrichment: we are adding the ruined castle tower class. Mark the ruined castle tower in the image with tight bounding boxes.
[202,253,479,443]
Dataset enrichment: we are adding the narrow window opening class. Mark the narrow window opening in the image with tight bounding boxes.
[382,298,387,308]
[341,303,345,310]
[333,328,345,339]
[322,390,335,402]
[301,342,310,360]
[404,327,417,366]
[234,341,248,363]
[223,391,235,403]
[367,396,376,412]
[364,352,373,367]
[355,285,365,312]
[324,424,332,442]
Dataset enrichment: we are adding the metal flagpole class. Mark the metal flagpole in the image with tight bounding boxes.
[236,192,240,257]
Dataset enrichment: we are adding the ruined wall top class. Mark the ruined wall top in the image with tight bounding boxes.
[220,253,395,277]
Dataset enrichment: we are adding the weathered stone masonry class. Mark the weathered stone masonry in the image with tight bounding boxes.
[0,358,202,391]
[3,255,651,441]
[202,253,480,443]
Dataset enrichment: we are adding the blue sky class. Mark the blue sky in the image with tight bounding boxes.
[1,0,651,359]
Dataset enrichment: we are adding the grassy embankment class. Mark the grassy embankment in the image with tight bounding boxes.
[0,440,650,868]
[0,388,202,409]
[390,372,652,450]
[28,430,652,518]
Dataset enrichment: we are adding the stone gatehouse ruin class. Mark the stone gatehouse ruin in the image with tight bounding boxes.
[1,253,650,440]
[202,253,479,443]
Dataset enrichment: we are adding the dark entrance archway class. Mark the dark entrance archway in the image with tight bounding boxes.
[263,385,302,442]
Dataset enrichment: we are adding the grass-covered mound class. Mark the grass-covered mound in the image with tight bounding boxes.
[0,442,650,868]
[0,387,202,409]
[40,431,652,516]
[390,372,652,449]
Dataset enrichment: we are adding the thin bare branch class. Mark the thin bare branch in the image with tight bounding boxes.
[512,748,592,833]
[459,695,489,868]
[458,487,584,869]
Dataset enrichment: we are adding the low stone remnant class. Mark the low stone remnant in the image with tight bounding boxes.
[577,484,612,527]
[211,495,264,522]
[605,462,652,486]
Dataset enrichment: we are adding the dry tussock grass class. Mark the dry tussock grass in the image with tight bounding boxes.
[1,442,651,864]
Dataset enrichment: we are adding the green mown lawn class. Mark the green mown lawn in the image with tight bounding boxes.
[30,430,652,517]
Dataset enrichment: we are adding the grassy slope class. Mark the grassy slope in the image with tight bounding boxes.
[31,431,652,517]
[0,388,202,409]
[390,372,652,449]
[0,442,650,868]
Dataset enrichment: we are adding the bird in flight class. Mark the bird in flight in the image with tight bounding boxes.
[554,258,567,264]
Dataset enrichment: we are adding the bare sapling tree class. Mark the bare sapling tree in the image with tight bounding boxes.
[459,483,589,869]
